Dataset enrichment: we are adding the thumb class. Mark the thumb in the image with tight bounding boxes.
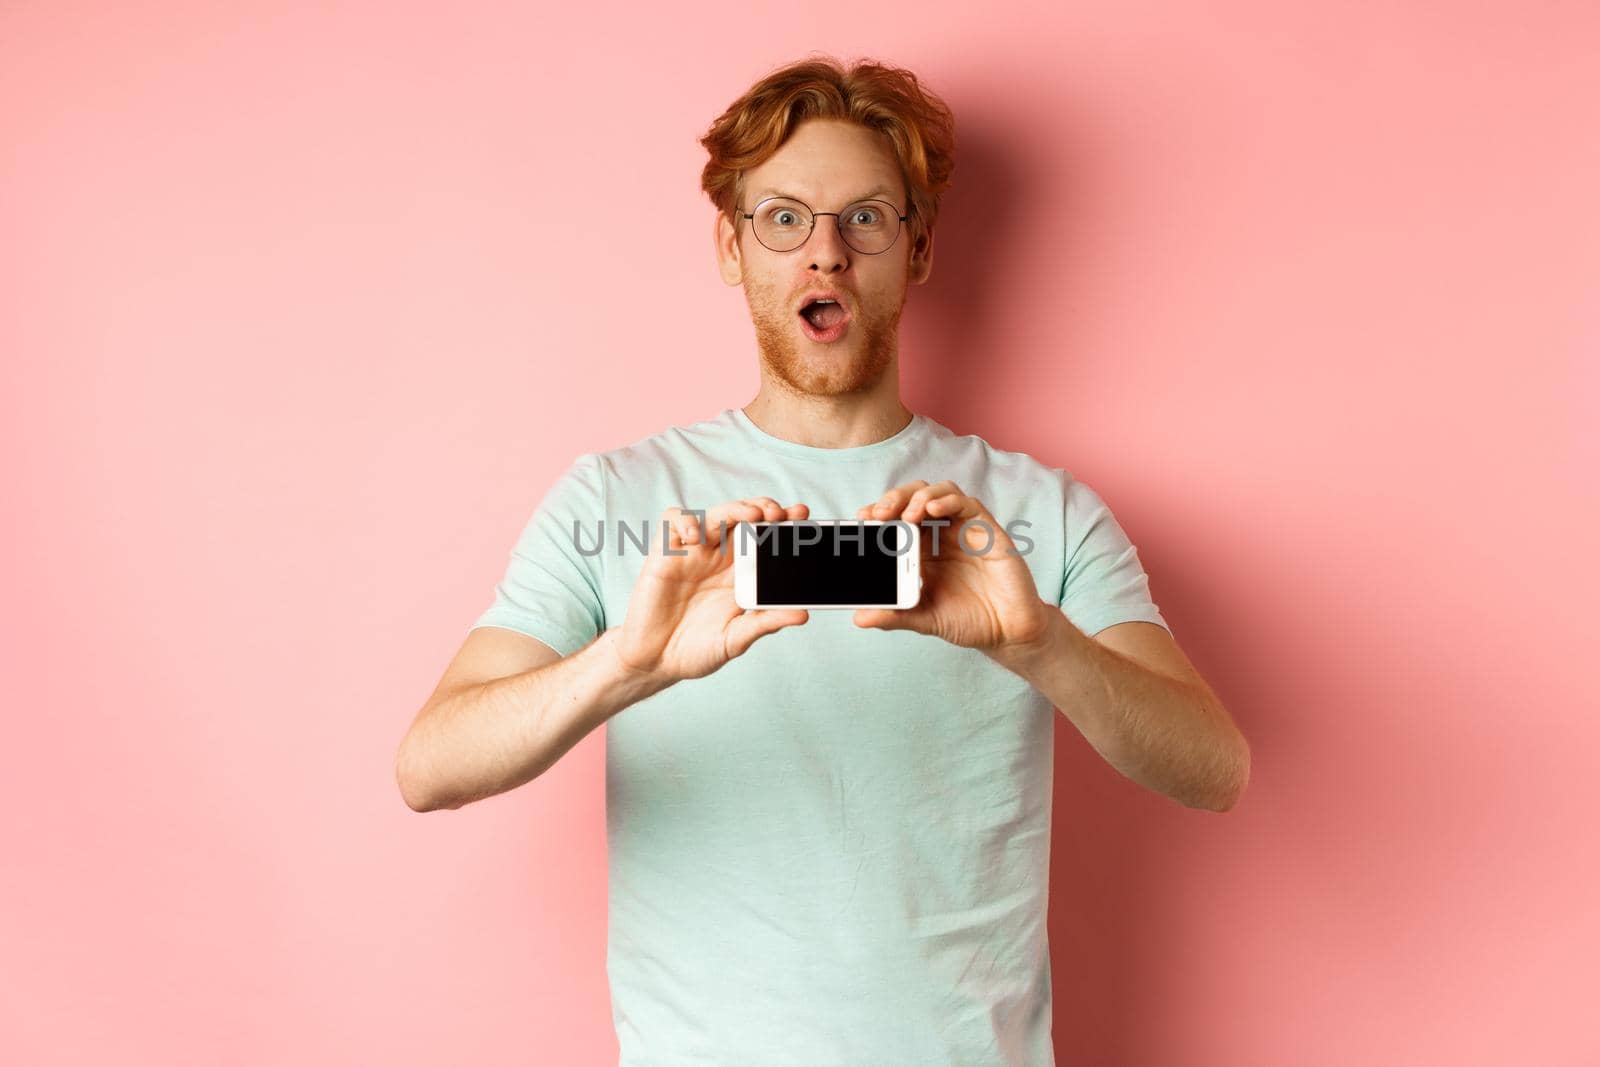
[724,608,808,658]
[853,606,928,633]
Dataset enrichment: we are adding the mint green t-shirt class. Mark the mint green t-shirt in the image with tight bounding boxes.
[472,407,1168,1066]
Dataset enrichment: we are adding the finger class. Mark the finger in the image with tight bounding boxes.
[924,494,1012,555]
[665,499,807,553]
[714,498,807,547]
[852,604,932,634]
[660,505,701,549]
[699,501,772,548]
[725,608,809,657]
[738,496,787,522]
[899,481,964,524]
[663,502,760,550]
[867,480,929,519]
[920,492,979,529]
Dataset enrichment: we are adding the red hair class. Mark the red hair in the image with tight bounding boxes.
[699,54,957,254]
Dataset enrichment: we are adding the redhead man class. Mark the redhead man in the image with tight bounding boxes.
[397,54,1249,1066]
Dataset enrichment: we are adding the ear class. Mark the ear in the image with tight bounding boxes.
[714,211,744,286]
[907,225,934,285]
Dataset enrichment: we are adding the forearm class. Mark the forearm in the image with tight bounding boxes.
[397,629,673,812]
[987,607,1248,811]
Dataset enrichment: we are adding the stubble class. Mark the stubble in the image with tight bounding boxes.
[745,282,902,398]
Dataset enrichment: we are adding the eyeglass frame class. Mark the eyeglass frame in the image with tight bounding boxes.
[737,195,911,255]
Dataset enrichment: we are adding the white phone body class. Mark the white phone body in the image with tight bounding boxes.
[733,519,921,611]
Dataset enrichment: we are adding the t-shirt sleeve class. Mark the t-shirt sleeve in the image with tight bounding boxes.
[1057,473,1171,637]
[470,451,608,657]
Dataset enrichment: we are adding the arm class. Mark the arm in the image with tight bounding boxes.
[394,625,671,813]
[397,496,812,813]
[853,479,1249,812]
[986,612,1250,812]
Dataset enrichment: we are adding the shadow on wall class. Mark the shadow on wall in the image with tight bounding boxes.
[897,65,1557,1067]
[897,99,1246,1063]
[901,108,1032,423]
[1045,527,1281,1064]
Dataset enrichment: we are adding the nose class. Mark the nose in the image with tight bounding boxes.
[805,213,851,272]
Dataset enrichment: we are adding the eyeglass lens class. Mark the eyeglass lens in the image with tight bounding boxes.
[748,198,902,254]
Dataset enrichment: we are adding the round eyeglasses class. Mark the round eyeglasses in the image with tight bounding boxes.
[739,196,910,255]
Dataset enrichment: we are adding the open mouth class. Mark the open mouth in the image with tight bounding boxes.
[797,297,851,344]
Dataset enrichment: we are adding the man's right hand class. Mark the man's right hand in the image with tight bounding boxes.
[610,497,810,684]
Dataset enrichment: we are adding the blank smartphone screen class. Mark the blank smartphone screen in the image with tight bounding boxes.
[754,522,901,606]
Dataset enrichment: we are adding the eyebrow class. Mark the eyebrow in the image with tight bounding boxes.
[752,184,897,204]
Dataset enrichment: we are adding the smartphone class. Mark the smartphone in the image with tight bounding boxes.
[733,519,921,610]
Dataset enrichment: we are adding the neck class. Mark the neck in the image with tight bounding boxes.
[741,389,914,450]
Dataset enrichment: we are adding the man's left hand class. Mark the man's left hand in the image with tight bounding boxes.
[853,480,1054,654]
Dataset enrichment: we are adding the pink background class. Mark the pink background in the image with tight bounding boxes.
[4,2,1597,1064]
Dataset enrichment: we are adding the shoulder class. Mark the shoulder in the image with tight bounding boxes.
[573,408,736,477]
[916,415,1078,502]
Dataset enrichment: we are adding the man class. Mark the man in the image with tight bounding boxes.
[396,56,1249,1066]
